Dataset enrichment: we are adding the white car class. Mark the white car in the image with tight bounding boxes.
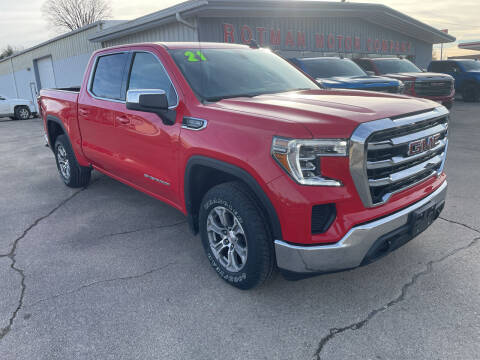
[0,95,37,120]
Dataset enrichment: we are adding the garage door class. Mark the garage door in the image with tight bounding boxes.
[36,56,56,89]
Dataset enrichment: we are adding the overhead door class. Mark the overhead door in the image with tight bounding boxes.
[36,56,56,89]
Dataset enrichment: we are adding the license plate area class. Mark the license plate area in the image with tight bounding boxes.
[409,200,444,237]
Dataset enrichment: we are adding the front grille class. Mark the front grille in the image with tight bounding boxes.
[364,86,399,93]
[414,80,452,96]
[349,107,449,207]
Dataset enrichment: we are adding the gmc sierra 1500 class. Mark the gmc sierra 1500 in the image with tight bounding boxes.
[39,42,448,289]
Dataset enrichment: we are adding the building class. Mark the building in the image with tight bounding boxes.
[0,21,123,111]
[0,0,455,110]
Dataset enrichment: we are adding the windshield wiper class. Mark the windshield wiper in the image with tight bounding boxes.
[204,93,263,102]
[204,88,314,103]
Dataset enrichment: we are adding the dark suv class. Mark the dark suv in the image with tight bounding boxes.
[428,59,480,102]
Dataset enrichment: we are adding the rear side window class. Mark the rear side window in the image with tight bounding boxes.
[127,52,178,106]
[91,53,128,100]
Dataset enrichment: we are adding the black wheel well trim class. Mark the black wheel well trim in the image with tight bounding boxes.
[46,115,69,152]
[184,155,283,240]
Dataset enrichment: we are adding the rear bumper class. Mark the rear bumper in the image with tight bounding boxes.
[274,180,447,274]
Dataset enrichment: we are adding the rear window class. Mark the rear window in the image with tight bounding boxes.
[91,53,128,100]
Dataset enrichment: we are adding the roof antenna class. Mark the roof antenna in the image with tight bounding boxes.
[249,39,260,49]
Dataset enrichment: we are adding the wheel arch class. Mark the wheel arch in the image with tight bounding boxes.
[46,115,68,152]
[184,156,283,241]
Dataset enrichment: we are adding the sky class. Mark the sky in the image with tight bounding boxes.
[1,0,479,57]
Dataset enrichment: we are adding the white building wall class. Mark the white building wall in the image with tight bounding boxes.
[0,23,104,107]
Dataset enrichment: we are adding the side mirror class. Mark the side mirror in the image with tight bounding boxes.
[126,89,175,125]
[422,68,427,72]
[365,71,375,76]
[126,89,169,112]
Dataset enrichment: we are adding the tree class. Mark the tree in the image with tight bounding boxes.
[42,0,112,32]
[0,45,15,60]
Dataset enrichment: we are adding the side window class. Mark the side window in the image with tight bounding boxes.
[91,53,128,100]
[127,52,178,107]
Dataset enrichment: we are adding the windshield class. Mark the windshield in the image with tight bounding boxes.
[169,48,319,102]
[460,60,480,71]
[299,58,366,78]
[374,59,421,74]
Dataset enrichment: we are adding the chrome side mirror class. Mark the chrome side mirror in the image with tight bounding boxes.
[126,89,169,112]
[126,89,175,125]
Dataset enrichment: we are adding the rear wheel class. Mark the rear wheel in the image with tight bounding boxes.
[199,182,275,289]
[14,106,30,120]
[54,134,91,188]
[462,84,479,102]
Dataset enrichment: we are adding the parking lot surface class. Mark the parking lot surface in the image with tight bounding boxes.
[0,102,479,359]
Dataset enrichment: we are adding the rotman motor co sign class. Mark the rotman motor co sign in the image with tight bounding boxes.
[222,23,413,54]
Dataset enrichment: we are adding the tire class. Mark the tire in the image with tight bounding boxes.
[14,106,31,120]
[54,134,91,188]
[199,181,275,289]
[462,84,479,102]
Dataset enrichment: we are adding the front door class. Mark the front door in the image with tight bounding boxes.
[0,96,9,114]
[112,50,182,205]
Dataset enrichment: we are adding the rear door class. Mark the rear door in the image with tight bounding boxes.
[112,49,182,204]
[77,51,130,174]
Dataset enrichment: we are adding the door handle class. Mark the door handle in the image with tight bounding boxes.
[116,116,130,125]
[79,108,89,116]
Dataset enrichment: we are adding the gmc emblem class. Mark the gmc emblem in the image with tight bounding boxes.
[408,134,440,156]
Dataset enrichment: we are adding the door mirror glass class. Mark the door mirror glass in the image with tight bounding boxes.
[126,89,169,112]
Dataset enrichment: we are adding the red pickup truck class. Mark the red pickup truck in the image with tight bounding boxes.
[38,43,448,289]
[354,57,455,109]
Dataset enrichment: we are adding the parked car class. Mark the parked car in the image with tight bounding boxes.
[290,57,402,93]
[38,43,448,289]
[0,94,36,120]
[354,57,455,109]
[428,59,480,102]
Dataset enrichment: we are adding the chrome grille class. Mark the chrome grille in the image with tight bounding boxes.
[350,107,449,207]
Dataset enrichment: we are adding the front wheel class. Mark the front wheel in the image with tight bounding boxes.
[54,134,91,188]
[199,182,275,289]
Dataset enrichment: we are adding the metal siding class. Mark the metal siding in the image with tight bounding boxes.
[415,42,433,69]
[0,73,17,98]
[198,17,427,61]
[103,18,199,47]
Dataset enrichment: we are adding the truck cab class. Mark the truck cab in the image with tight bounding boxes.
[428,59,480,102]
[290,57,402,93]
[355,57,455,109]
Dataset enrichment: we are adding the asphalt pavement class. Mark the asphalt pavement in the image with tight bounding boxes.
[0,102,478,359]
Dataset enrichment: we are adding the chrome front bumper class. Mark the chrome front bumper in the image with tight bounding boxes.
[275,181,447,274]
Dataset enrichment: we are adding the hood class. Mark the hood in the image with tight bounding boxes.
[383,72,454,81]
[317,76,399,90]
[211,90,438,138]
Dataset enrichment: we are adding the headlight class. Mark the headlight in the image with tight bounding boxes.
[271,137,347,186]
[402,80,415,94]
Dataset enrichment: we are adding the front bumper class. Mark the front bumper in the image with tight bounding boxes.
[275,180,447,274]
